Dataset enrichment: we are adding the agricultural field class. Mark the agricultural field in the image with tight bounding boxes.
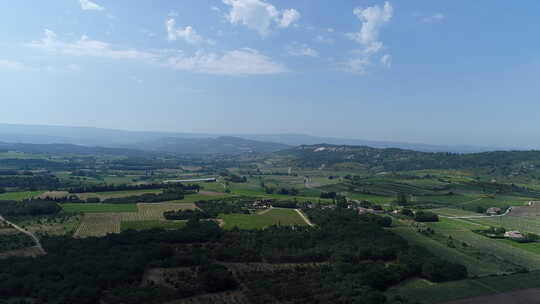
[220,208,308,230]
[0,191,43,201]
[121,220,186,231]
[390,225,510,277]
[61,203,138,213]
[75,213,121,238]
[120,203,197,221]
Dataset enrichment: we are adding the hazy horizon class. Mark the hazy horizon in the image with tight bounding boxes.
[2,1,540,148]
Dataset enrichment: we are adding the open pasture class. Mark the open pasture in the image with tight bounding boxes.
[0,191,43,201]
[469,215,540,235]
[220,208,308,230]
[426,219,540,270]
[391,225,506,277]
[75,213,120,238]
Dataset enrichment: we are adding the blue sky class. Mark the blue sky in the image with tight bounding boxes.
[2,0,540,148]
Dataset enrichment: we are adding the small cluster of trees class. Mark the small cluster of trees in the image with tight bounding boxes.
[195,199,250,217]
[414,211,439,222]
[102,188,186,204]
[271,201,298,209]
[320,191,338,199]
[265,187,299,196]
[0,200,61,216]
[163,209,211,220]
[69,183,201,194]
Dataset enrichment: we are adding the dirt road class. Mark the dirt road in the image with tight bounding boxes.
[0,215,46,255]
[295,209,315,227]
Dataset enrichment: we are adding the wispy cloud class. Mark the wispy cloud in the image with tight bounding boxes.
[27,29,158,61]
[314,35,333,44]
[0,59,32,71]
[27,30,287,76]
[79,0,104,11]
[381,54,391,68]
[166,48,288,75]
[287,43,318,57]
[222,0,300,35]
[420,13,445,23]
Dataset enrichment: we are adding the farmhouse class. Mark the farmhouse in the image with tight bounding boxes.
[504,231,524,239]
[486,207,502,216]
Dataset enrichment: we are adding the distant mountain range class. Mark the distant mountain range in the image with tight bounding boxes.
[278,144,540,176]
[0,123,512,154]
[139,136,289,154]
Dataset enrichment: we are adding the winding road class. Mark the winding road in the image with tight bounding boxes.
[0,215,46,255]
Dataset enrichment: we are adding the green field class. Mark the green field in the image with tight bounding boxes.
[498,239,540,255]
[121,220,186,231]
[220,208,308,230]
[469,215,540,235]
[387,271,540,303]
[0,191,42,201]
[390,225,507,276]
[61,203,138,213]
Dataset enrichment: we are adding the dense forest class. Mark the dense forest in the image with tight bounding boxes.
[0,209,466,304]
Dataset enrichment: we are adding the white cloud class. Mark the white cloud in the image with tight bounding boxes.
[287,43,318,57]
[79,0,104,11]
[420,13,445,23]
[381,54,391,68]
[0,59,31,71]
[279,9,301,28]
[211,6,221,12]
[167,48,288,75]
[344,2,393,74]
[166,19,212,45]
[222,0,301,35]
[347,2,393,50]
[28,29,158,60]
